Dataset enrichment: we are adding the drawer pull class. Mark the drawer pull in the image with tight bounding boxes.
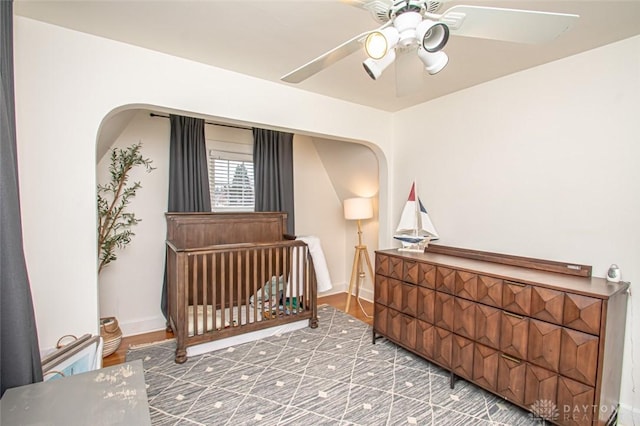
[501,353,522,364]
[503,311,525,320]
[504,280,527,287]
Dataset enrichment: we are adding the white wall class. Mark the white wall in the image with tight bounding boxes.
[13,16,392,353]
[293,135,347,293]
[97,110,169,334]
[393,35,640,423]
[311,138,380,298]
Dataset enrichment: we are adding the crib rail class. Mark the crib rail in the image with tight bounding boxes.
[166,239,317,363]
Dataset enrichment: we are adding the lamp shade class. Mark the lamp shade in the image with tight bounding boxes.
[344,197,373,220]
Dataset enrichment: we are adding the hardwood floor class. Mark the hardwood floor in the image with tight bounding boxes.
[102,292,373,367]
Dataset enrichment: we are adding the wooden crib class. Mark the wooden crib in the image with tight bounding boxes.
[165,212,318,363]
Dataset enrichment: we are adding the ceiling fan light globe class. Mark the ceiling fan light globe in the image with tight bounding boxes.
[364,27,399,59]
[417,20,449,53]
[417,48,448,75]
[365,32,387,59]
[363,49,396,80]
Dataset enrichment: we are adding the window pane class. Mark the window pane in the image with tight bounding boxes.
[208,154,254,212]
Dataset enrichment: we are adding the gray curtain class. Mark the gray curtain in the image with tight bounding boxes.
[1,0,43,396]
[161,114,211,318]
[253,128,295,234]
[167,115,211,212]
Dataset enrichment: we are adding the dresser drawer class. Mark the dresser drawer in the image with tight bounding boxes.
[497,353,526,405]
[455,270,478,301]
[563,293,602,335]
[453,297,476,339]
[475,304,501,350]
[528,319,562,372]
[417,287,435,324]
[375,253,403,279]
[452,335,474,380]
[374,274,390,306]
[436,266,456,294]
[524,363,558,409]
[417,262,436,289]
[473,343,499,391]
[395,282,418,317]
[403,259,419,284]
[387,308,417,350]
[559,328,598,387]
[434,292,454,331]
[416,319,435,359]
[500,311,529,360]
[557,376,594,426]
[477,275,503,308]
[531,286,564,325]
[502,280,531,316]
[433,327,453,369]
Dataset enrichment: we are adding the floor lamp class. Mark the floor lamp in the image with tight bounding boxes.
[344,197,374,315]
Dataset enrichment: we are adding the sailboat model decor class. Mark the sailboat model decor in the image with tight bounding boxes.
[394,182,439,252]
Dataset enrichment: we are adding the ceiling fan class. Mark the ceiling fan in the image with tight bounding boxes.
[281,0,579,91]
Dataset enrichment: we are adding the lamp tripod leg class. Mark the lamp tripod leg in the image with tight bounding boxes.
[346,248,361,312]
[356,247,374,318]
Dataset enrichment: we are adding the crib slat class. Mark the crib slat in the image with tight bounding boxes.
[202,254,208,332]
[229,252,234,326]
[251,249,256,322]
[236,250,241,327]
[268,247,273,320]
[212,253,217,329]
[284,246,290,314]
[245,249,250,326]
[191,254,198,336]
[220,252,226,329]
[260,248,266,321]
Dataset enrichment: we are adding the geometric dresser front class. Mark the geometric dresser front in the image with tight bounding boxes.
[374,248,629,426]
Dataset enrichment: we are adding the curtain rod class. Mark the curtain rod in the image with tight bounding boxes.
[149,113,252,131]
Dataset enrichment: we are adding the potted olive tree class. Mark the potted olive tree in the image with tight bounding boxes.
[97,142,154,356]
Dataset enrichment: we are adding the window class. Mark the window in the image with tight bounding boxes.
[208,149,254,211]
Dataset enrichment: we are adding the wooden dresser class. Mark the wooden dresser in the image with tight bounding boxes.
[373,247,629,426]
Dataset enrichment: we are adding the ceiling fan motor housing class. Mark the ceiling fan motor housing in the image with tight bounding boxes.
[394,11,423,48]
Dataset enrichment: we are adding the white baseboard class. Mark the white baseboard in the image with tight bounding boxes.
[318,283,347,298]
[119,315,167,337]
[618,403,640,425]
[318,282,373,303]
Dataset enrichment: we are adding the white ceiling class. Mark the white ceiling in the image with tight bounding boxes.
[14,0,640,112]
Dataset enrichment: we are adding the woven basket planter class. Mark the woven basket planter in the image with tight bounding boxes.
[100,317,123,358]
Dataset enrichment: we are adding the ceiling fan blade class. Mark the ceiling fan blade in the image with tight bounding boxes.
[394,47,423,98]
[281,31,368,84]
[341,0,392,24]
[441,5,579,44]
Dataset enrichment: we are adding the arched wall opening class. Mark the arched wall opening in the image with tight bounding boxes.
[96,106,387,336]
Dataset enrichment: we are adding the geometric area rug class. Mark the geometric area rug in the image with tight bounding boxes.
[126,305,539,425]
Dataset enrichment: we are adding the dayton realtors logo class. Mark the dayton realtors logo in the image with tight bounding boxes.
[530,400,617,423]
[529,399,559,422]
